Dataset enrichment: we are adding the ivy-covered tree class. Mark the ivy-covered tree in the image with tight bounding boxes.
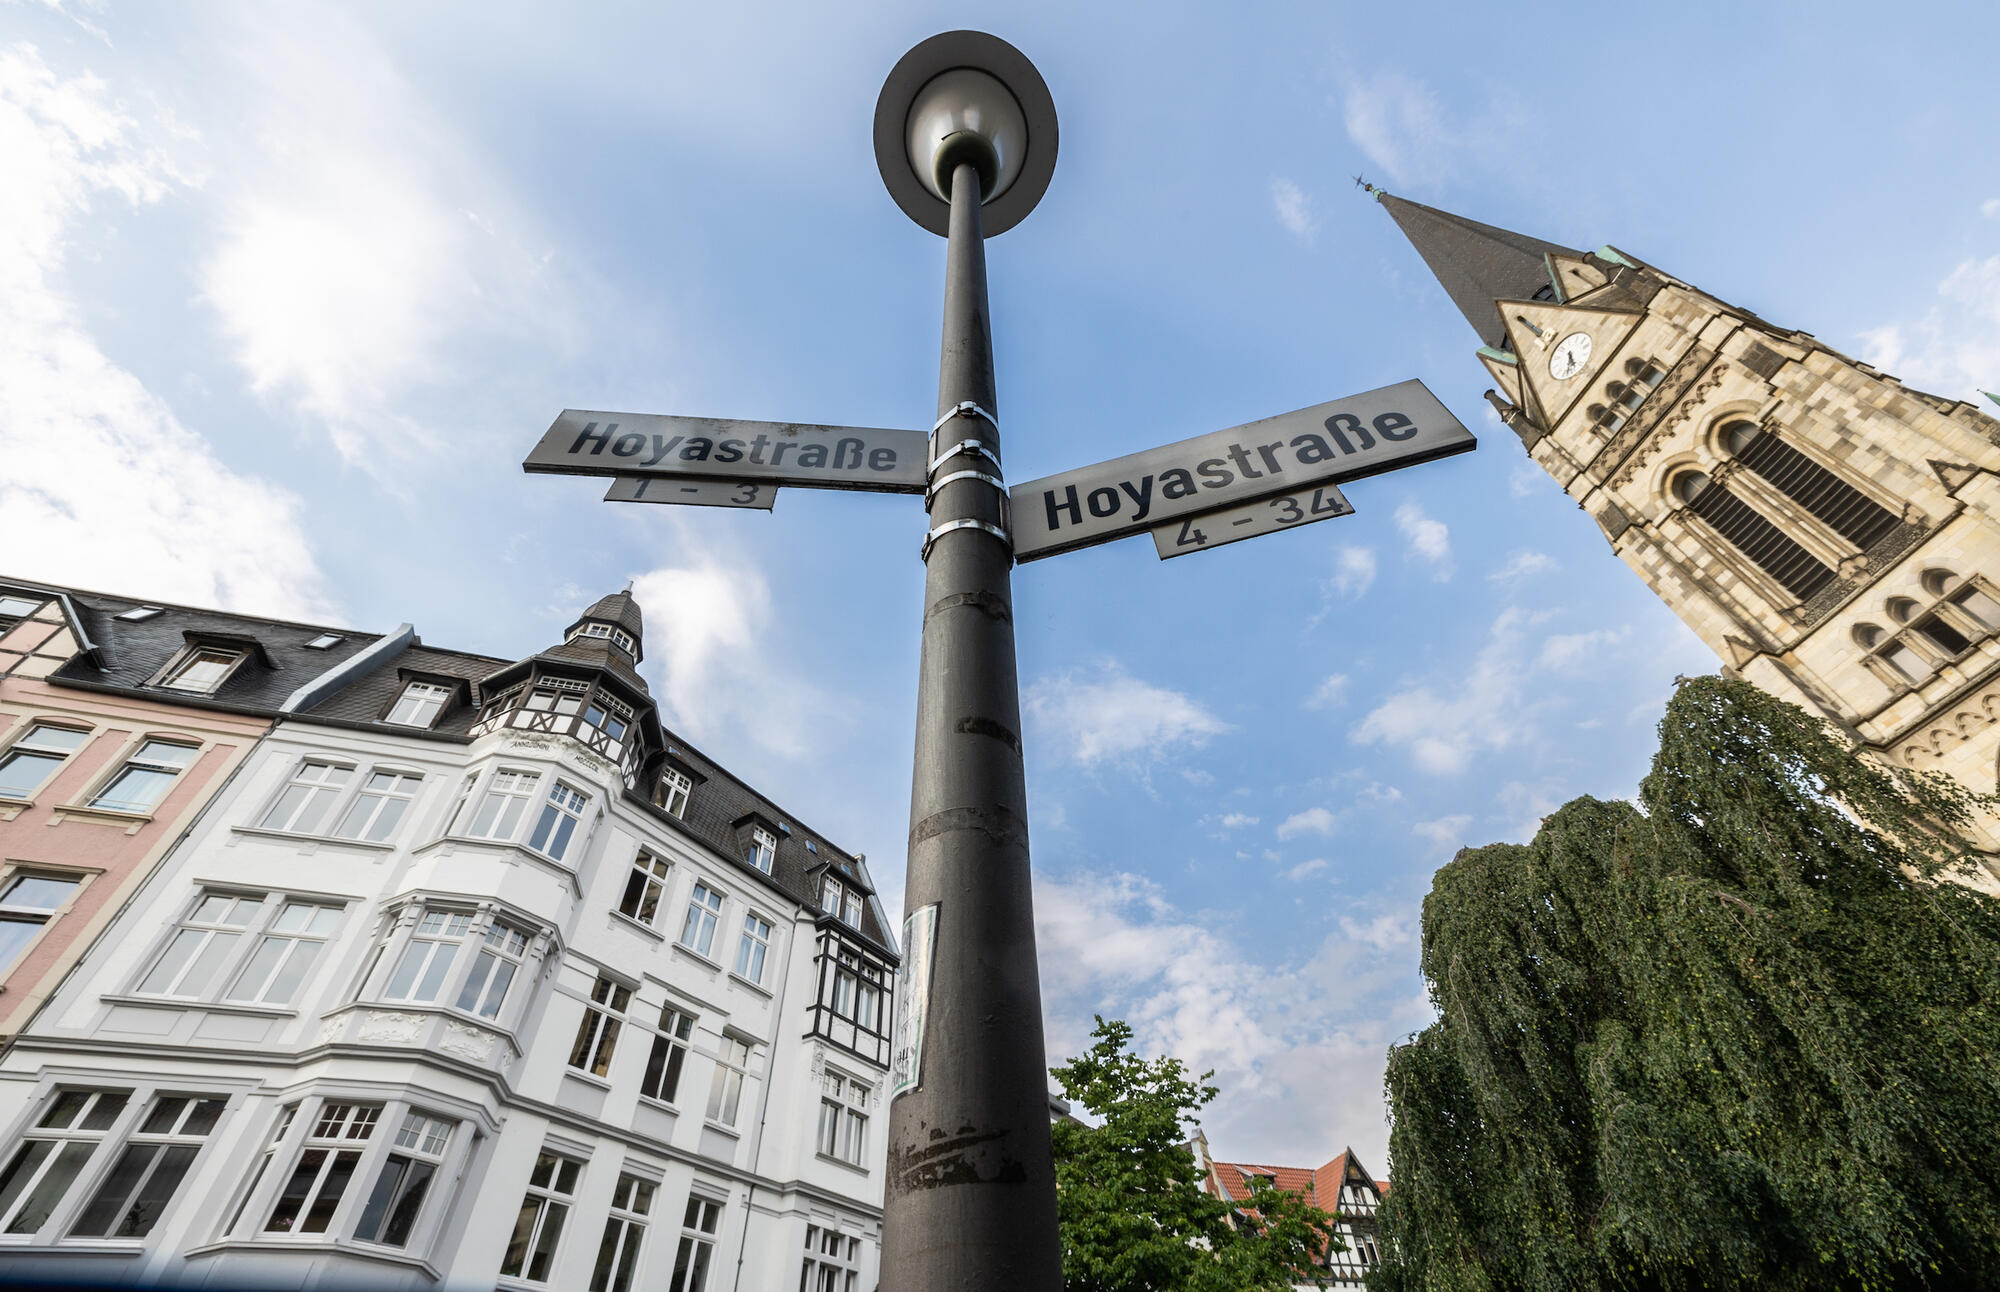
[1376,676,2000,1291]
[1052,1017,1337,1291]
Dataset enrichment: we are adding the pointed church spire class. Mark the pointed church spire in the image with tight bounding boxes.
[1374,192,1582,348]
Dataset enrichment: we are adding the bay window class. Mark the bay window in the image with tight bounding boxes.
[528,780,590,862]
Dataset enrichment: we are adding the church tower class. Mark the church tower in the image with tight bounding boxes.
[1378,193,2000,867]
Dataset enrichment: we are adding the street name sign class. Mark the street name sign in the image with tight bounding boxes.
[1008,378,1472,562]
[524,410,928,494]
[1151,482,1352,559]
[604,476,776,510]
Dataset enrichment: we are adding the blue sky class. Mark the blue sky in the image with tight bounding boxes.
[5,0,1998,1172]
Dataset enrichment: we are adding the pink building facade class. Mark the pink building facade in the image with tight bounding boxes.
[0,583,390,1041]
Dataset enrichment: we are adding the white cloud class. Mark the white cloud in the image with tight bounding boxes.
[1328,545,1376,599]
[1276,806,1338,839]
[1412,815,1472,853]
[1981,197,2000,219]
[1285,858,1328,882]
[1394,501,1452,578]
[1351,606,1558,774]
[1306,673,1348,709]
[1493,779,1567,843]
[0,42,332,619]
[1341,72,1451,190]
[1218,812,1260,829]
[1270,177,1315,241]
[1858,250,2000,405]
[197,7,584,469]
[1537,626,1627,671]
[1036,871,1430,1167]
[1509,460,1550,499]
[1026,661,1230,769]
[632,524,831,761]
[1337,912,1413,951]
[1489,549,1556,582]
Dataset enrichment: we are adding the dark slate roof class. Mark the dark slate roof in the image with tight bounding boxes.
[294,643,511,737]
[574,588,644,645]
[3,574,895,959]
[0,574,388,716]
[1378,193,1581,348]
[642,722,896,956]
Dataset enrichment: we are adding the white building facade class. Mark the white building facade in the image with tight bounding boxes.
[0,590,897,1291]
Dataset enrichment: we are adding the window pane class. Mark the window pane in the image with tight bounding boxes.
[176,930,242,998]
[0,749,63,798]
[301,1149,361,1232]
[0,917,42,973]
[262,939,323,1005]
[225,938,289,1002]
[530,1202,569,1281]
[0,1141,53,1226]
[5,1140,96,1234]
[89,766,177,813]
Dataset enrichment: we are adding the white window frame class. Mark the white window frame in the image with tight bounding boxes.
[815,1072,869,1168]
[464,768,540,842]
[258,759,356,834]
[619,852,672,927]
[666,1194,723,1292]
[681,883,723,958]
[802,1223,865,1292]
[86,738,199,814]
[331,767,424,843]
[0,869,84,979]
[640,1007,697,1105]
[655,767,692,819]
[500,1149,584,1284]
[527,780,590,862]
[379,909,475,1005]
[385,680,454,728]
[65,1092,229,1240]
[567,974,633,1079]
[221,899,344,1007]
[133,891,269,1000]
[259,1101,383,1236]
[158,646,245,695]
[0,1086,133,1237]
[705,1035,753,1127]
[454,918,530,1019]
[733,912,772,985]
[351,1109,453,1249]
[590,1172,657,1292]
[0,722,91,801]
[747,827,776,875]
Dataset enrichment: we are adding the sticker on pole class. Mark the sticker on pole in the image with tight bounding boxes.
[889,903,939,1100]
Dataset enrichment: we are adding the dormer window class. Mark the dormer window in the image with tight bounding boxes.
[748,827,776,875]
[161,647,244,695]
[820,875,862,927]
[568,621,636,658]
[654,767,692,819]
[386,680,454,728]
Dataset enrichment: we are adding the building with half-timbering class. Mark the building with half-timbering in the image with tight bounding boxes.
[0,581,896,1292]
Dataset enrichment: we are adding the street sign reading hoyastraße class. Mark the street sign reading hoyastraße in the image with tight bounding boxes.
[1008,378,1472,562]
[524,410,928,494]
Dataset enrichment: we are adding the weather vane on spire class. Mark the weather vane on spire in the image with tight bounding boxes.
[1353,174,1381,197]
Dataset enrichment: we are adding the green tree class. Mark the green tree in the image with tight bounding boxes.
[1051,1016,1338,1291]
[1376,676,2000,1292]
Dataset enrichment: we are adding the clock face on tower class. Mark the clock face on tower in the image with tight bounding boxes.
[1549,331,1593,381]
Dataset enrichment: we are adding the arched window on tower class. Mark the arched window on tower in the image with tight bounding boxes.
[1721,422,1899,551]
[1673,469,1836,601]
[1854,621,1931,685]
[1624,356,1667,390]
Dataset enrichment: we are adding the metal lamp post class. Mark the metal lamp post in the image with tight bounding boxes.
[524,29,1475,1291]
[872,30,1063,1292]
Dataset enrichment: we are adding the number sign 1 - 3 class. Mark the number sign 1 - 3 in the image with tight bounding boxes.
[603,476,777,510]
[1150,484,1354,560]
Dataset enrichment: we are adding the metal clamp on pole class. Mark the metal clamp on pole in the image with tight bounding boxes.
[925,468,1009,513]
[921,517,1014,563]
[929,400,999,436]
[929,437,1001,473]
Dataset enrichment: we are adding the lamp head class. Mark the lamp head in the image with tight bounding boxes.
[874,31,1057,237]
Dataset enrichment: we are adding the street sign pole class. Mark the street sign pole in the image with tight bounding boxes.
[880,156,1062,1291]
